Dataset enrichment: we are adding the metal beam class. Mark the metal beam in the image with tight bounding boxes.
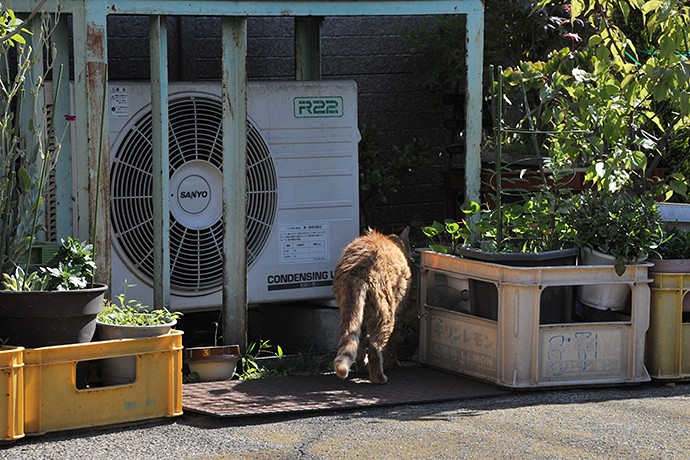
[20,0,483,17]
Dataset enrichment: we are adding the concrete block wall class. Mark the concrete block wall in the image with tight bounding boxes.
[106,15,456,238]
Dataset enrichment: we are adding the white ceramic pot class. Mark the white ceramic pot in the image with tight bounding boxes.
[184,345,242,382]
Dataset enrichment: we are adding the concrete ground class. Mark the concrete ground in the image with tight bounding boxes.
[2,379,689,459]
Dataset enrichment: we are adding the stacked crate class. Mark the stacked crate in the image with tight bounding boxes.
[1,331,183,439]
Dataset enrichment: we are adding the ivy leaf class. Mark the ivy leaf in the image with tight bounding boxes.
[429,244,449,254]
[460,200,481,215]
[421,226,439,238]
[445,221,460,234]
[670,179,687,197]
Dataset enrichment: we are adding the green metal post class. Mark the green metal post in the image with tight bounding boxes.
[464,3,485,204]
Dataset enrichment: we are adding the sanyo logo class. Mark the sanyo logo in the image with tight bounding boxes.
[176,174,212,215]
[179,189,209,199]
[294,96,344,118]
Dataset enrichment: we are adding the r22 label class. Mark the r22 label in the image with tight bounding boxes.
[294,96,343,118]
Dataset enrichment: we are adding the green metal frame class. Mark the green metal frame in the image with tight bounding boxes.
[10,0,484,347]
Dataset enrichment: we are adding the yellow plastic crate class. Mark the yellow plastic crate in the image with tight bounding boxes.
[648,272,690,380]
[23,330,183,435]
[1,346,24,441]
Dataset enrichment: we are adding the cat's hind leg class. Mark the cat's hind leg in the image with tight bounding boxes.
[366,344,387,384]
[355,327,368,373]
[364,296,395,384]
[333,281,366,379]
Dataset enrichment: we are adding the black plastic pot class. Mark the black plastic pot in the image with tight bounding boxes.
[0,284,108,347]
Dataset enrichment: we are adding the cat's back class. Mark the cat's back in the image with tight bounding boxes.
[335,229,408,276]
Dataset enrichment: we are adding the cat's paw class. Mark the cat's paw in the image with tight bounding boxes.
[369,372,388,384]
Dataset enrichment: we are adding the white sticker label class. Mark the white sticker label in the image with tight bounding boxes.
[110,85,129,118]
[279,223,329,264]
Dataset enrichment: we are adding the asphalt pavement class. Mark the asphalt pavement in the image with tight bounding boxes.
[2,379,689,459]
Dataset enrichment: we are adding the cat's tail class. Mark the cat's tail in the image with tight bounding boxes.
[333,280,367,380]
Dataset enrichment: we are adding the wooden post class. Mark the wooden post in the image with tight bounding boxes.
[71,3,110,286]
[150,15,171,309]
[464,3,485,204]
[221,16,248,348]
[295,16,323,80]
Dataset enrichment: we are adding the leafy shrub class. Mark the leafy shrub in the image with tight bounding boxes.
[571,189,663,275]
[98,284,181,326]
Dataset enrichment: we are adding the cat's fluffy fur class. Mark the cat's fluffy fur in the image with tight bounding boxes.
[332,227,412,384]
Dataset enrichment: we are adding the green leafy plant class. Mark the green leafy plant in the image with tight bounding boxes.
[421,57,579,257]
[654,227,690,260]
[1,237,95,291]
[2,265,48,291]
[570,189,663,275]
[403,2,571,165]
[422,191,576,255]
[97,283,181,326]
[504,0,690,198]
[421,218,468,255]
[239,339,283,380]
[0,7,72,277]
[45,237,96,283]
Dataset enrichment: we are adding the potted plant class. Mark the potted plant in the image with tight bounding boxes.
[0,9,108,348]
[96,286,181,384]
[570,189,663,311]
[415,1,672,388]
[417,210,654,388]
[421,192,578,323]
[650,227,690,274]
[647,226,690,321]
[421,62,581,322]
[0,238,107,347]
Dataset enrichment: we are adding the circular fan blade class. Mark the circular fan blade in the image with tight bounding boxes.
[111,92,277,295]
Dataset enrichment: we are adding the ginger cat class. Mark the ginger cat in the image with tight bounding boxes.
[333,227,412,384]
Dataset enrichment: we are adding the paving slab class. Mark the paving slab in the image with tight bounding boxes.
[183,365,508,417]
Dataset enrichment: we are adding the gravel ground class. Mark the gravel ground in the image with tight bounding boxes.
[2,381,689,459]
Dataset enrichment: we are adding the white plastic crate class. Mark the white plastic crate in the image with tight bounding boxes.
[418,250,652,388]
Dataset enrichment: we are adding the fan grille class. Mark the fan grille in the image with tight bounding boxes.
[111,93,277,294]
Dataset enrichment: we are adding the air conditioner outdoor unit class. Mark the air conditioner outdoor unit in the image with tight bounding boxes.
[107,80,360,311]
